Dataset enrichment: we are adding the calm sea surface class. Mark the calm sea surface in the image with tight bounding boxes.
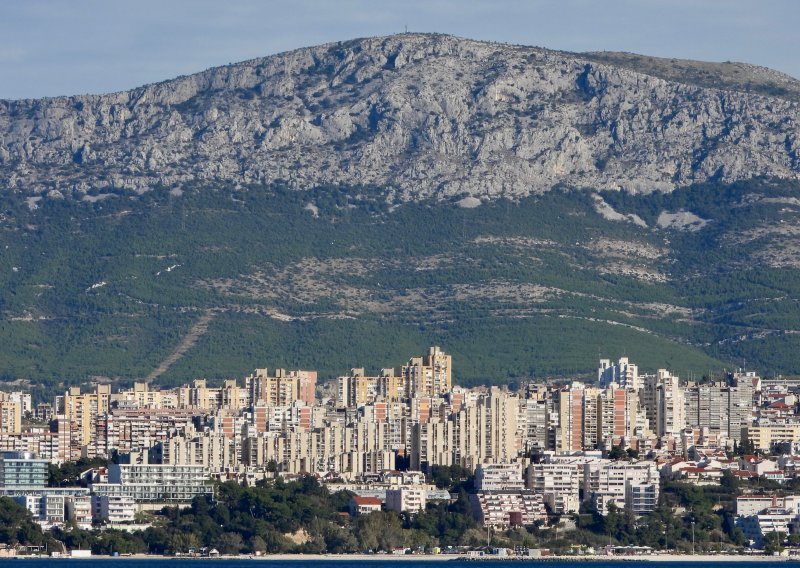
[8,561,793,568]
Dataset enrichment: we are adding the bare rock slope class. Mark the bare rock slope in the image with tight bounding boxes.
[1,33,799,200]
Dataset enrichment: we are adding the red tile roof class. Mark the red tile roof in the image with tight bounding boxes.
[352,496,382,506]
[733,471,756,478]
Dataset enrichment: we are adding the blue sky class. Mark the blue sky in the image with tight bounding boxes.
[1,0,797,100]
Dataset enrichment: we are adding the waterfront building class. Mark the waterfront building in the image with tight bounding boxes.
[93,495,137,524]
[90,463,212,510]
[469,491,547,527]
[583,461,659,515]
[385,485,427,513]
[0,451,48,488]
[526,462,580,514]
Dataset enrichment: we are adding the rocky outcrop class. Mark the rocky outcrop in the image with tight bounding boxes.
[1,33,799,200]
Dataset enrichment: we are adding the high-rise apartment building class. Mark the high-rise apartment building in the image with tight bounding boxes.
[402,346,451,397]
[654,369,684,440]
[337,368,378,408]
[598,386,631,446]
[0,400,22,435]
[56,384,111,459]
[684,379,753,443]
[245,368,315,408]
[599,357,639,390]
[557,383,585,453]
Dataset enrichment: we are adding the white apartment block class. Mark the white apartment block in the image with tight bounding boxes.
[526,462,580,514]
[625,481,659,515]
[736,495,800,516]
[475,463,525,491]
[583,461,659,515]
[12,492,91,528]
[66,494,92,528]
[544,454,609,486]
[736,505,800,549]
[385,485,427,513]
[656,370,685,440]
[469,491,547,528]
[93,495,137,524]
[598,357,639,391]
[90,463,212,510]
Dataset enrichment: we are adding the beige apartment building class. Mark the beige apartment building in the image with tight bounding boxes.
[0,400,22,435]
[57,385,111,460]
[744,423,800,451]
[402,346,452,397]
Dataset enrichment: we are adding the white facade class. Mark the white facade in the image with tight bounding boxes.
[91,463,212,509]
[11,489,91,527]
[66,495,92,528]
[598,357,639,391]
[655,370,685,439]
[93,495,137,524]
[385,485,427,513]
[469,491,547,528]
[737,507,799,548]
[583,461,659,515]
[736,495,800,516]
[475,463,525,491]
[526,463,580,514]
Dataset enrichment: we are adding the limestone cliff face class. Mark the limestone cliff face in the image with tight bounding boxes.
[1,33,799,200]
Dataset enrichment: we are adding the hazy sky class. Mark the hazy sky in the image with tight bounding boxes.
[1,0,797,100]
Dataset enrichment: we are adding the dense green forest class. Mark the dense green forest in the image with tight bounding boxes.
[2,178,800,392]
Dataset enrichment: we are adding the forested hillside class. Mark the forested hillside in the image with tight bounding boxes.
[3,177,800,394]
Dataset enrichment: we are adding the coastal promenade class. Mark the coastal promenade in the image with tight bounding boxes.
[42,553,794,562]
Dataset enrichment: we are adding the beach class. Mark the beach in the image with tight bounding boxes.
[16,552,796,562]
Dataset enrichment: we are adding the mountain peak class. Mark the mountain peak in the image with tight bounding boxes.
[1,34,799,199]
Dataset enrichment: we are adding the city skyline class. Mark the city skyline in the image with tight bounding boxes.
[1,345,798,554]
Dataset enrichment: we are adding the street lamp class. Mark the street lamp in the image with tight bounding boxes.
[691,521,695,555]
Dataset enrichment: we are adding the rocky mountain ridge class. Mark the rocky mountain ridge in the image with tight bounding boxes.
[1,33,799,201]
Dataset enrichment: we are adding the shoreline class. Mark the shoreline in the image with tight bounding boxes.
[22,553,796,562]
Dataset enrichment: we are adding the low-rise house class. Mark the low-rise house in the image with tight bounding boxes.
[741,456,779,476]
[349,495,382,516]
[660,458,694,479]
[778,454,800,477]
[763,470,787,484]
[674,466,723,485]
